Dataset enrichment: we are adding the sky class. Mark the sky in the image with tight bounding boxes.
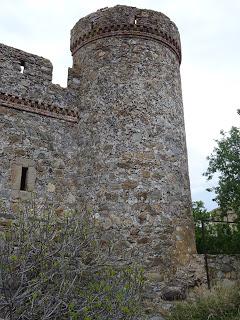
[1,0,239,210]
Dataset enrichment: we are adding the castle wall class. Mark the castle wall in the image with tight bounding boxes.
[71,6,196,275]
[207,254,240,283]
[0,43,79,108]
[0,106,79,210]
[0,43,79,212]
[0,6,200,317]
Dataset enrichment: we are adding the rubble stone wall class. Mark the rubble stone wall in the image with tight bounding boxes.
[71,5,196,272]
[0,105,79,213]
[0,43,79,215]
[0,43,78,109]
[0,5,200,317]
[207,254,240,283]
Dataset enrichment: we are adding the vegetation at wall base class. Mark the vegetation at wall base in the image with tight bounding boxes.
[167,283,240,320]
[0,202,144,320]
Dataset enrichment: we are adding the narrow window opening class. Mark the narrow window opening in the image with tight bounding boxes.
[20,61,25,74]
[91,21,94,30]
[20,167,28,191]
[134,16,138,25]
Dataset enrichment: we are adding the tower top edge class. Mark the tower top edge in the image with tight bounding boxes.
[70,5,181,61]
[71,5,179,35]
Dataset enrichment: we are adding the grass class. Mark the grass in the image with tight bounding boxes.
[167,283,240,320]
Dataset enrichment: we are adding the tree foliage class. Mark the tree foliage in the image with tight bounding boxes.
[204,126,240,217]
[192,201,240,254]
[0,204,144,320]
[192,200,210,222]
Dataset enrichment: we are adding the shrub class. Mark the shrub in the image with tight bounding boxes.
[0,204,144,319]
[167,284,240,320]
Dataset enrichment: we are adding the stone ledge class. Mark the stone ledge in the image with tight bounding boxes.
[0,92,79,123]
[71,24,181,63]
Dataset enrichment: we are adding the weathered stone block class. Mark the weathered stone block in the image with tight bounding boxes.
[161,286,187,301]
[122,180,138,190]
[27,167,36,192]
[11,165,22,190]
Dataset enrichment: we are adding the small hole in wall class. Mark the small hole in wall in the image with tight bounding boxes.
[20,167,28,191]
[20,61,25,74]
[91,21,94,30]
[134,16,137,25]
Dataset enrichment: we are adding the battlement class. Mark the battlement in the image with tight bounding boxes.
[0,43,79,121]
[0,43,53,83]
[71,5,181,62]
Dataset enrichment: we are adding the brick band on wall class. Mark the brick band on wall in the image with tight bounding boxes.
[70,24,181,63]
[0,92,79,123]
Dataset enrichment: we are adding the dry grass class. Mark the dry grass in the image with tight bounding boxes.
[168,283,240,320]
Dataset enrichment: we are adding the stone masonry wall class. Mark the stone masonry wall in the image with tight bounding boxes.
[0,43,80,215]
[71,5,196,271]
[0,43,78,108]
[0,6,201,317]
[207,254,240,284]
[0,106,79,210]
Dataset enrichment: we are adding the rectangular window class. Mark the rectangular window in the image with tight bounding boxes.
[20,61,25,74]
[11,159,36,200]
[20,167,28,191]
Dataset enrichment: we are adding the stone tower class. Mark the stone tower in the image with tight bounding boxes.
[0,5,197,313]
[71,5,196,270]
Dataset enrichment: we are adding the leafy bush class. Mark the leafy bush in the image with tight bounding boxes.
[0,204,144,319]
[168,284,240,320]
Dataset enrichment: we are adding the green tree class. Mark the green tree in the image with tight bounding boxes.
[192,201,212,254]
[192,200,210,222]
[204,125,240,218]
[192,201,240,254]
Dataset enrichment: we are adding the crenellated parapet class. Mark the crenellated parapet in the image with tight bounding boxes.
[0,46,80,213]
[71,5,181,63]
[0,43,79,122]
[0,43,53,84]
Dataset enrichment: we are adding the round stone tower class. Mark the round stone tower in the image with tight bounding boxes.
[71,5,196,275]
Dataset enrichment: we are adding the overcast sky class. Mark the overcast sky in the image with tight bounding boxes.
[1,0,239,210]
